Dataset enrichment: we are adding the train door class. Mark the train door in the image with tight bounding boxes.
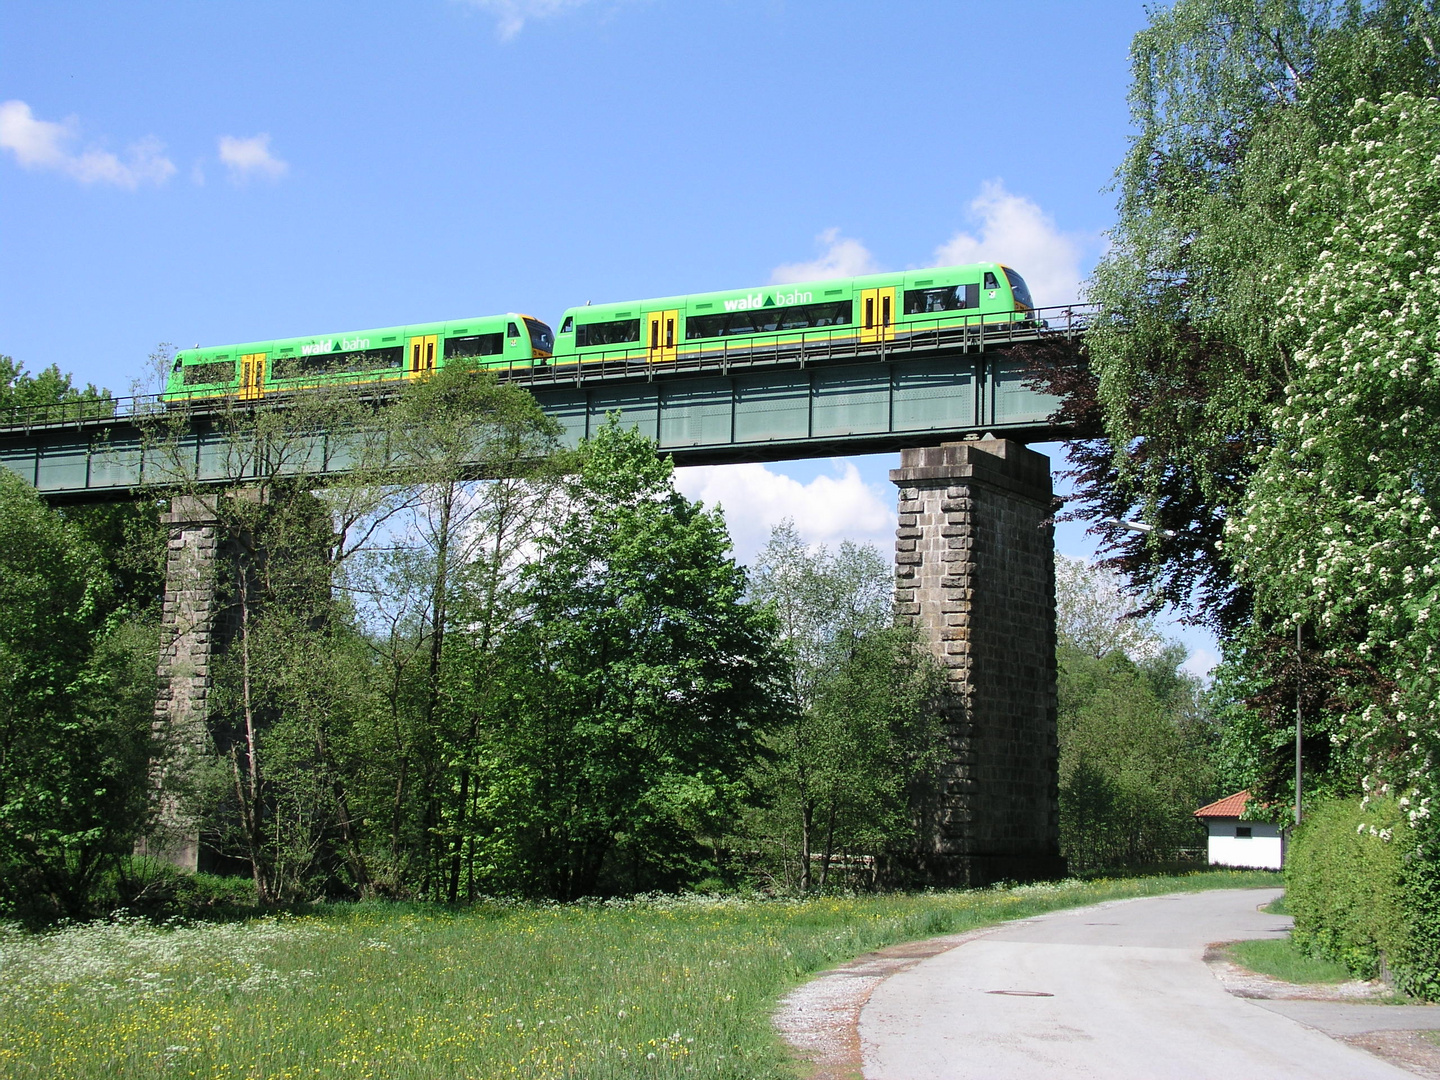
[239,353,266,400]
[408,334,437,377]
[859,287,896,344]
[645,309,679,363]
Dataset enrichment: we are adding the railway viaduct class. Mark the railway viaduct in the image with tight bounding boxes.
[0,309,1090,885]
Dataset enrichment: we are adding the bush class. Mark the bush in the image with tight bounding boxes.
[101,858,259,921]
[1393,823,1440,1001]
[1287,797,1408,982]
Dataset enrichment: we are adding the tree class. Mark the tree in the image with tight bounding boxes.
[746,523,944,890]
[482,422,785,899]
[1229,93,1440,819]
[1055,554,1165,661]
[140,366,562,900]
[1057,0,1440,636]
[1052,558,1215,871]
[0,471,153,919]
[347,363,562,900]
[0,353,110,420]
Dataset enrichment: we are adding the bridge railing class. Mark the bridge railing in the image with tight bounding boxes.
[0,303,1095,431]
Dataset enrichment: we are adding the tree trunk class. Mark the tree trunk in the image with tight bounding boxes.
[800,800,813,892]
[818,802,837,888]
[235,559,271,902]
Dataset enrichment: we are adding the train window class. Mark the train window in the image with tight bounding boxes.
[560,316,574,333]
[524,319,555,353]
[182,360,236,386]
[1003,267,1035,308]
[983,271,999,290]
[575,318,642,347]
[903,284,979,314]
[686,299,852,340]
[274,346,404,378]
[507,322,520,338]
[445,333,505,359]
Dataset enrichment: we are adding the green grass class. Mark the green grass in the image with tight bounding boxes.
[1226,935,1354,984]
[1261,893,1289,915]
[0,870,1279,1080]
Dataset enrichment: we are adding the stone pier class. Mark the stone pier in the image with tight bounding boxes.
[140,496,222,871]
[892,439,1064,885]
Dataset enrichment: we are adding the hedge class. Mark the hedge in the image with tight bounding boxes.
[1286,796,1440,998]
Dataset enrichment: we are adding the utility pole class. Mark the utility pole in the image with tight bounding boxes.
[1296,620,1303,826]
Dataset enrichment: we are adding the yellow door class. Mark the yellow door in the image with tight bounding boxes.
[859,287,897,344]
[239,353,266,400]
[645,309,679,363]
[408,334,438,377]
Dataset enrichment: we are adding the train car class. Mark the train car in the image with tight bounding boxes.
[162,312,555,402]
[548,263,1034,366]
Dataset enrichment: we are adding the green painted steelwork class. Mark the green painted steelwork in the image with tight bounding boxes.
[2,307,1090,503]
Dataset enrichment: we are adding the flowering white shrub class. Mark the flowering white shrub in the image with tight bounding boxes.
[1232,93,1440,820]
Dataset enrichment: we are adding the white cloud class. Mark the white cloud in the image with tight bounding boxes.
[1182,646,1220,680]
[675,460,894,564]
[933,180,1085,307]
[770,227,880,284]
[218,134,288,182]
[0,100,175,188]
[461,0,597,40]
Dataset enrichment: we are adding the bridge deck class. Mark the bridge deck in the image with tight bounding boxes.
[0,306,1089,502]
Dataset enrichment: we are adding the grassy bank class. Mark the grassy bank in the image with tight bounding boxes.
[1226,937,1353,984]
[0,870,1278,1080]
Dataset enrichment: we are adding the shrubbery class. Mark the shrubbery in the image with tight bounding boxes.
[1286,797,1440,998]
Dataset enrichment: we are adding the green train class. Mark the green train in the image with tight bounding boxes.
[162,263,1034,400]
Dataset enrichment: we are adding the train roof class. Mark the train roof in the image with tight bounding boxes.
[176,312,545,359]
[557,262,1015,319]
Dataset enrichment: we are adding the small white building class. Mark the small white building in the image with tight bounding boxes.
[1194,790,1285,870]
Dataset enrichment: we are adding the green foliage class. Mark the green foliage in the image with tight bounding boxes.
[0,353,110,418]
[1395,824,1440,999]
[0,472,155,920]
[1078,0,1440,630]
[743,523,944,890]
[1051,557,1215,871]
[0,872,1278,1079]
[1286,797,1408,981]
[480,423,785,898]
[1232,94,1440,815]
[1057,644,1214,871]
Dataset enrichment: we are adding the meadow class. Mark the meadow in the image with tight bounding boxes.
[1,870,1278,1080]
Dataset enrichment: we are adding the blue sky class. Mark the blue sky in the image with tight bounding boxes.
[0,0,1217,671]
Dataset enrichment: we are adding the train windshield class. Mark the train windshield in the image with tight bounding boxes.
[1003,267,1034,309]
[525,318,555,354]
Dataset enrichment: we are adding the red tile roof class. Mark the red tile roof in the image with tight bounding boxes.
[1194,790,1252,819]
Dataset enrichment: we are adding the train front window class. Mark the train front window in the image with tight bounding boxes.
[1002,268,1034,309]
[903,284,979,315]
[524,318,554,353]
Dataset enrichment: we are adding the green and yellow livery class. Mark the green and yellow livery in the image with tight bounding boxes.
[164,313,554,401]
[161,262,1033,400]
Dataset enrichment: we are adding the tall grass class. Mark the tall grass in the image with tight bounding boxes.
[0,870,1278,1079]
